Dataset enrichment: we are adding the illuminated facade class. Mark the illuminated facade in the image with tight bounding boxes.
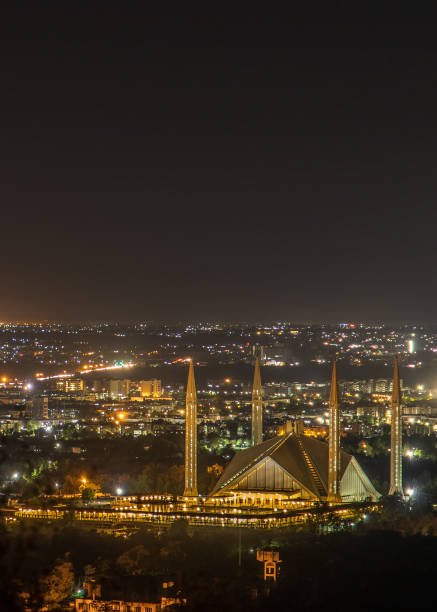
[140,379,162,398]
[327,359,341,502]
[74,578,184,610]
[257,548,281,582]
[108,379,130,399]
[55,378,85,394]
[388,356,404,497]
[210,432,379,503]
[183,361,198,497]
[29,396,49,419]
[211,359,379,504]
[251,357,263,446]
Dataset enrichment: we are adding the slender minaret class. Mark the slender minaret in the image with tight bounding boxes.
[252,356,263,446]
[183,360,198,497]
[327,358,341,502]
[389,356,403,497]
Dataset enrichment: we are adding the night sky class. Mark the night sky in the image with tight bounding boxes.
[1,8,437,322]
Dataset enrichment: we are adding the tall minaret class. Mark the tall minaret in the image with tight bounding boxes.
[327,358,341,502]
[389,356,403,497]
[252,356,263,446]
[183,360,198,497]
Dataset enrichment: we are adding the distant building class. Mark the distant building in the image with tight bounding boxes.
[264,382,293,398]
[91,379,107,396]
[29,396,49,420]
[74,577,185,611]
[374,379,393,393]
[140,379,162,398]
[404,405,437,417]
[356,405,386,421]
[257,548,281,582]
[55,378,85,394]
[341,379,403,395]
[108,379,130,399]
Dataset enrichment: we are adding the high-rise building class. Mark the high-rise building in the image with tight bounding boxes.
[55,378,85,394]
[183,361,198,497]
[139,379,162,398]
[327,359,341,502]
[389,356,404,497]
[374,379,393,393]
[108,379,130,399]
[251,357,263,446]
[30,396,49,420]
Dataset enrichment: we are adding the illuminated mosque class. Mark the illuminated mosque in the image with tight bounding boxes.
[184,357,390,507]
[15,355,405,529]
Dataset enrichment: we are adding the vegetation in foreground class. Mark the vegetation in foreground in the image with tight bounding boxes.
[1,502,437,611]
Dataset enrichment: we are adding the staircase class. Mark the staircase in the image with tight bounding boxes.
[296,437,325,498]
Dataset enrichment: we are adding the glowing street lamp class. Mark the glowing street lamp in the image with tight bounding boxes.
[116,487,123,496]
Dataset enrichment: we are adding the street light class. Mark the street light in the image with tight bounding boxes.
[406,487,415,497]
[116,487,123,496]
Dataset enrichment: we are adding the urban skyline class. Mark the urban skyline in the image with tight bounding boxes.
[2,6,437,610]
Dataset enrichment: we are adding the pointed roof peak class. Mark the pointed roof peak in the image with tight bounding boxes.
[187,359,196,399]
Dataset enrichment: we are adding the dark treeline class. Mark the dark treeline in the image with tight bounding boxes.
[0,433,225,499]
[1,511,437,610]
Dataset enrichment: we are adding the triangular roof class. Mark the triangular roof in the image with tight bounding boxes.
[210,433,354,498]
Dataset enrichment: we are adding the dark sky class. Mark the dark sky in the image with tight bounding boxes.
[1,7,437,322]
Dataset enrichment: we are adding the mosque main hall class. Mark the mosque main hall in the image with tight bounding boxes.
[204,358,380,509]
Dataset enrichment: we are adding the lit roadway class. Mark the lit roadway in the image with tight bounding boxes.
[35,362,135,381]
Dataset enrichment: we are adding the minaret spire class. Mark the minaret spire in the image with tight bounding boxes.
[252,356,263,446]
[389,356,403,497]
[183,360,198,497]
[327,358,341,502]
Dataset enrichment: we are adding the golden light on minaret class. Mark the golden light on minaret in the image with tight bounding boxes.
[389,355,404,497]
[327,358,341,502]
[183,359,198,497]
[251,356,263,446]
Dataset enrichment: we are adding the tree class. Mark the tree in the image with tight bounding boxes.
[116,545,152,576]
[40,558,74,610]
